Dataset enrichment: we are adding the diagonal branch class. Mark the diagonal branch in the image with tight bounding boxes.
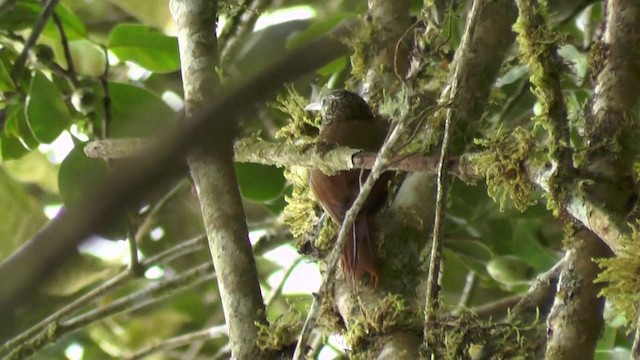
[10,0,61,83]
[0,17,355,321]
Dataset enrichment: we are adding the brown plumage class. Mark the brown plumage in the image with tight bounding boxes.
[307,90,390,287]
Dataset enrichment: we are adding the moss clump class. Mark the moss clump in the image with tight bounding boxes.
[595,226,640,331]
[272,86,326,251]
[473,127,536,212]
[345,294,421,351]
[255,306,303,351]
[271,85,320,141]
[422,311,544,359]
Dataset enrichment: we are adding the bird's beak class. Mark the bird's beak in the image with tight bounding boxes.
[305,101,322,111]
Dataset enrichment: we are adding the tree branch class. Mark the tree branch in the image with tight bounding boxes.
[170,0,266,358]
[0,17,354,319]
[422,0,517,355]
[544,228,611,359]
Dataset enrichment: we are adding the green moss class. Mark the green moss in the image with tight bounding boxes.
[595,226,640,331]
[473,127,536,212]
[344,294,421,351]
[271,85,320,141]
[282,167,319,241]
[513,0,571,212]
[7,323,58,360]
[273,86,327,251]
[346,19,376,82]
[421,311,543,359]
[255,306,303,351]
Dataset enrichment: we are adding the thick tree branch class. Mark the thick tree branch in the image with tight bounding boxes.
[0,18,353,319]
[444,0,517,146]
[581,0,640,217]
[170,0,266,358]
[85,136,631,254]
[363,0,411,96]
[84,137,475,177]
[545,229,611,360]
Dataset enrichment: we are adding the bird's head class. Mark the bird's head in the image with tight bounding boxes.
[306,90,374,127]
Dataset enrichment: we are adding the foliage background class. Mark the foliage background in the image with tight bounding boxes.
[0,0,637,359]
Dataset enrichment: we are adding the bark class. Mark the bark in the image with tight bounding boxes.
[582,0,640,217]
[169,1,265,358]
[545,229,612,360]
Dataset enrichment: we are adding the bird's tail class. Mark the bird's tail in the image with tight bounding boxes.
[341,215,378,288]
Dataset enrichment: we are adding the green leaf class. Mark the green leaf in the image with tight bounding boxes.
[108,82,174,137]
[0,55,14,91]
[511,221,558,271]
[68,39,107,77]
[0,1,39,31]
[0,1,86,39]
[109,24,180,73]
[0,133,29,161]
[235,163,286,202]
[447,239,494,263]
[10,105,40,149]
[45,3,87,40]
[26,72,71,144]
[486,255,534,286]
[4,150,59,193]
[317,56,347,77]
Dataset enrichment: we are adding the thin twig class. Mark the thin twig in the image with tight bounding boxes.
[125,217,142,275]
[60,264,214,341]
[99,45,111,139]
[632,306,640,359]
[457,271,477,309]
[10,0,61,83]
[51,11,76,85]
[0,235,207,357]
[266,257,304,308]
[292,118,408,359]
[423,97,454,333]
[125,325,228,360]
[474,256,565,319]
[423,0,484,352]
[220,0,274,67]
[6,264,214,360]
[135,180,188,241]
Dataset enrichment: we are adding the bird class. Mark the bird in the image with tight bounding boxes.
[307,90,390,287]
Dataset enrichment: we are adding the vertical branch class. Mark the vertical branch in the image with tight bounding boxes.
[363,0,411,97]
[581,0,640,215]
[169,1,266,359]
[514,0,573,189]
[423,90,455,332]
[220,0,274,67]
[422,0,517,353]
[545,228,611,359]
[51,12,77,85]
